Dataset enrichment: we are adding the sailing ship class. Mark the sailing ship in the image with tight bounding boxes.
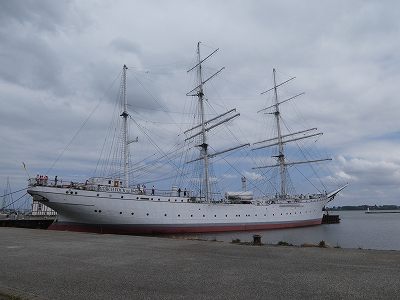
[27,43,346,234]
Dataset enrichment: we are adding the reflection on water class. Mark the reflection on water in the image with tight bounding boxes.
[169,211,400,250]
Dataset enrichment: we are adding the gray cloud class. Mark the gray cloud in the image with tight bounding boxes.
[110,38,142,55]
[1,0,400,208]
[0,0,72,31]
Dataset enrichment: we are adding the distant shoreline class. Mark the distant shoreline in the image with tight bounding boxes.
[327,205,400,211]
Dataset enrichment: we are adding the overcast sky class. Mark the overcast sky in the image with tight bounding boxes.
[1,0,400,208]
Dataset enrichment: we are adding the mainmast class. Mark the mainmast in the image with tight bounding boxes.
[196,43,211,202]
[185,42,249,202]
[272,68,287,196]
[121,64,129,188]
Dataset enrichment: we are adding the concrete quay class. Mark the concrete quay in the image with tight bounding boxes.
[0,227,399,299]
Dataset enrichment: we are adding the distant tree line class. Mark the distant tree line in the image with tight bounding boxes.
[327,205,400,211]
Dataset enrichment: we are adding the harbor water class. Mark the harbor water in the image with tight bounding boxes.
[169,211,400,250]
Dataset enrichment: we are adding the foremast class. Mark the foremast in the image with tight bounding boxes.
[253,68,331,198]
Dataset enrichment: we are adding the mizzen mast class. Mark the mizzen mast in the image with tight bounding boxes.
[120,64,129,188]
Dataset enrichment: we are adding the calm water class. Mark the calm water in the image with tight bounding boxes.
[170,211,400,250]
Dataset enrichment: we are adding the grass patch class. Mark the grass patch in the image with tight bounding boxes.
[277,241,293,246]
[0,292,23,300]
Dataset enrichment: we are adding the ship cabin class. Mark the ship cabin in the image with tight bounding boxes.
[87,177,123,188]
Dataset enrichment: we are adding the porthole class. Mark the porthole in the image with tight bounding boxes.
[225,215,228,217]
[65,191,68,194]
[136,197,139,199]
[164,214,167,216]
[190,215,193,217]
[181,200,183,202]
[99,210,102,213]
[119,212,122,214]
[203,215,205,217]
[94,210,97,212]
[168,199,170,202]
[97,194,99,196]
[75,192,77,195]
[121,196,124,199]
[151,198,153,200]
[264,214,266,216]
[281,213,283,215]
[158,198,160,201]
[146,213,149,216]
[255,214,257,217]
[131,212,134,215]
[273,214,275,216]
[174,199,177,202]
[70,191,73,194]
[178,214,180,217]
[214,215,216,217]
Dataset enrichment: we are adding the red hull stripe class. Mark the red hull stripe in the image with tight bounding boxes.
[48,219,322,234]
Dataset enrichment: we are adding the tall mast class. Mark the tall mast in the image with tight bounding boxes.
[196,42,211,202]
[272,68,287,197]
[185,43,248,202]
[121,65,129,188]
[252,69,332,197]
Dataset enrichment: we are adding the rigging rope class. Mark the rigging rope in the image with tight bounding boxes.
[1,187,28,198]
[46,69,123,175]
[2,193,28,209]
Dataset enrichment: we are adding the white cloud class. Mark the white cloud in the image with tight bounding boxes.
[243,171,264,181]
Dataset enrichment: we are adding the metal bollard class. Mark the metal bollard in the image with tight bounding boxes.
[253,234,262,245]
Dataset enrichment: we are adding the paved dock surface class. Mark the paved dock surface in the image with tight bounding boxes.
[0,228,399,299]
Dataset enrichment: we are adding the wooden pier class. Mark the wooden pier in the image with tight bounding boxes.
[322,213,340,224]
[0,217,55,229]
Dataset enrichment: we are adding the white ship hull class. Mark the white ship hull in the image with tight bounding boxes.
[28,185,328,234]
